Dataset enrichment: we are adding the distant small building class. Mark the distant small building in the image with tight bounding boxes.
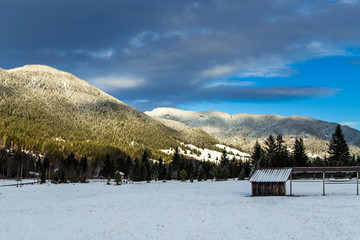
[117,171,125,181]
[119,171,124,178]
[249,168,292,196]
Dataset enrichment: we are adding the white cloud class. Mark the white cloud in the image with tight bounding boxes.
[131,31,160,47]
[74,49,115,58]
[306,41,349,58]
[130,31,186,48]
[200,57,297,80]
[91,50,114,58]
[90,76,145,91]
[340,122,359,127]
[240,67,297,78]
[133,99,149,104]
[206,80,255,88]
[201,65,235,78]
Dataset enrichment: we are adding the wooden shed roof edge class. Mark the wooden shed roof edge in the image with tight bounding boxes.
[249,168,292,183]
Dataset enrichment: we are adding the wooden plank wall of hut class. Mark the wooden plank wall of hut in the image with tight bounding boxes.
[252,182,286,196]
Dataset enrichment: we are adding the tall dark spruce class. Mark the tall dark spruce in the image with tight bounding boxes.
[249,140,264,177]
[328,124,350,166]
[292,138,308,167]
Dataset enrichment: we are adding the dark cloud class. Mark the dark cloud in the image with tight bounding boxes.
[0,0,358,110]
[117,85,339,110]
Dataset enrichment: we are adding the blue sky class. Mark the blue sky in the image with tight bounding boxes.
[182,55,360,128]
[0,0,360,129]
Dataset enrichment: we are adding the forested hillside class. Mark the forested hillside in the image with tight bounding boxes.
[0,65,217,162]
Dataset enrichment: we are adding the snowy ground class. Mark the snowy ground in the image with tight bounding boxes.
[161,143,250,163]
[1,180,360,240]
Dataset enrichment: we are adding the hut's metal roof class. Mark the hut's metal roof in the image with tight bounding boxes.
[249,168,292,182]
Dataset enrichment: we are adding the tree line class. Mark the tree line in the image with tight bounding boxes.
[250,124,360,169]
[0,145,252,183]
[98,148,251,183]
[1,124,359,183]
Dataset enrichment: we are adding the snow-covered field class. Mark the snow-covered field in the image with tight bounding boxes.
[1,180,360,240]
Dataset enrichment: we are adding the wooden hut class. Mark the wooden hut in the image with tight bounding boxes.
[249,168,292,196]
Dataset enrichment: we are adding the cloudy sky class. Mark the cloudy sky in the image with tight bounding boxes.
[1,0,360,129]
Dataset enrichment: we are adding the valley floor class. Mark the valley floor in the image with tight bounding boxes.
[1,180,360,240]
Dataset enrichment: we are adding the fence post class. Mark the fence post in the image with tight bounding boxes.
[323,171,325,196]
[357,171,359,196]
[290,172,292,196]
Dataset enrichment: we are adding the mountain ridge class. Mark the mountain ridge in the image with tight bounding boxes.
[146,107,360,155]
[147,107,316,121]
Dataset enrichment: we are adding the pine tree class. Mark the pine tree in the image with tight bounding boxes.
[161,160,167,181]
[42,157,50,173]
[229,157,238,178]
[250,141,263,177]
[313,156,325,167]
[213,166,222,181]
[80,156,88,176]
[264,135,276,167]
[172,147,181,167]
[132,158,141,181]
[54,152,79,183]
[185,159,194,180]
[166,164,172,180]
[140,163,148,181]
[238,168,245,180]
[141,150,150,181]
[158,157,164,180]
[220,149,229,168]
[36,157,42,174]
[293,138,308,167]
[176,156,185,180]
[179,169,187,181]
[274,134,290,167]
[64,152,77,169]
[172,147,181,179]
[197,165,205,181]
[328,124,350,166]
[243,160,251,177]
[251,140,263,167]
[222,167,229,181]
[100,154,115,179]
[40,170,46,184]
[203,161,212,180]
[152,162,159,181]
[237,159,243,175]
[189,171,194,183]
[125,156,132,178]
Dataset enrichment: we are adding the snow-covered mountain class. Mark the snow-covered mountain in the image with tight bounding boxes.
[146,107,360,155]
[0,65,217,159]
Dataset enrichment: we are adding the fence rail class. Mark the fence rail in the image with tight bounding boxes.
[1,181,40,187]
